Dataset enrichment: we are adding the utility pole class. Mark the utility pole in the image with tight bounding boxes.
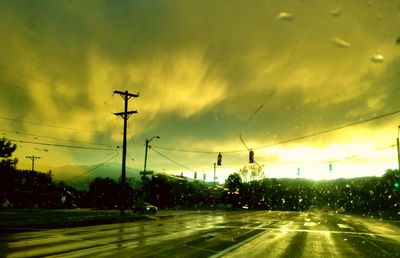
[26,156,40,172]
[397,125,400,171]
[213,162,216,187]
[141,136,160,178]
[113,90,138,215]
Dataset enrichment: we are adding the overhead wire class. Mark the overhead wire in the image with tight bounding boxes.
[0,80,92,109]
[329,144,396,163]
[238,7,313,153]
[65,150,120,181]
[253,109,400,151]
[0,116,122,135]
[0,129,113,147]
[152,109,400,154]
[5,137,118,151]
[150,146,197,173]
[0,63,94,109]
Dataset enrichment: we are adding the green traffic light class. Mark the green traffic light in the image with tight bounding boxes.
[394,181,399,190]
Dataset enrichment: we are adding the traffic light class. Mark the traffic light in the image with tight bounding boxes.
[217,152,222,166]
[249,149,254,163]
[194,172,197,179]
[329,162,333,173]
[394,180,399,190]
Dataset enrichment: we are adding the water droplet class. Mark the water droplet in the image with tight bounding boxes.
[371,54,384,63]
[376,14,383,20]
[330,7,342,17]
[366,1,373,7]
[277,12,294,21]
[332,37,351,48]
[396,37,400,45]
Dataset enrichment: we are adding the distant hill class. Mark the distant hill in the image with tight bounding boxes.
[18,162,143,191]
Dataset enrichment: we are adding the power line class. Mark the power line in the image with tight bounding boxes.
[330,144,396,163]
[6,138,118,151]
[0,63,93,109]
[253,109,400,151]
[0,129,113,147]
[0,64,53,87]
[66,151,120,181]
[0,116,122,135]
[150,147,197,172]
[0,80,92,109]
[238,9,313,148]
[150,145,224,154]
[152,109,400,154]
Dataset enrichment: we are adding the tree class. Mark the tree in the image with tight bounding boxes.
[0,138,17,168]
[0,138,18,208]
[238,164,264,183]
[225,173,242,208]
[88,177,120,209]
[225,173,242,194]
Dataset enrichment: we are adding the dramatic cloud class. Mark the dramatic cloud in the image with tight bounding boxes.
[1,0,399,181]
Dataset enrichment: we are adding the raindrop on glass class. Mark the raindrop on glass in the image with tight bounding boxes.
[332,37,351,48]
[371,54,384,63]
[277,12,294,21]
[330,7,342,17]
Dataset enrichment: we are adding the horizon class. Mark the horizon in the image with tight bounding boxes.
[16,159,397,185]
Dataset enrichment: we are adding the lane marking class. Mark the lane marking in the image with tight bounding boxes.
[304,222,318,227]
[209,224,266,258]
[183,244,218,253]
[337,223,353,229]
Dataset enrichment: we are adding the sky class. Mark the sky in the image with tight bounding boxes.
[1,0,400,183]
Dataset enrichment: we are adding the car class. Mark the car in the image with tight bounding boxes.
[132,202,158,214]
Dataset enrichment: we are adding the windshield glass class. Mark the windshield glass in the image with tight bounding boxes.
[1,1,399,257]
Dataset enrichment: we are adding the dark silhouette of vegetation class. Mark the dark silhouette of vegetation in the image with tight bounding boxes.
[224,173,242,208]
[1,141,399,219]
[0,138,17,168]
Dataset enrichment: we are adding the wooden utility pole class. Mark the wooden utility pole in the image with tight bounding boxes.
[397,126,400,171]
[113,90,138,214]
[26,156,40,172]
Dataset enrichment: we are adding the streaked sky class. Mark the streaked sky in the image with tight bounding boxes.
[1,0,400,182]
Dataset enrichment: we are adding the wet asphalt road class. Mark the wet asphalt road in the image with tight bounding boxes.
[1,210,400,257]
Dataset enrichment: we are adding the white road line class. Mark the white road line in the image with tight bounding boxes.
[209,224,266,258]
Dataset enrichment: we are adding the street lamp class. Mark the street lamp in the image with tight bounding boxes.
[143,136,160,176]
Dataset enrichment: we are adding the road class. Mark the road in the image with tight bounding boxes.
[1,210,399,257]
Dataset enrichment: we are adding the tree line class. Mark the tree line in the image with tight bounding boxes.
[1,139,399,219]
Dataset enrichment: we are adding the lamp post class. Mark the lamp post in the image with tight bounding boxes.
[143,136,160,177]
